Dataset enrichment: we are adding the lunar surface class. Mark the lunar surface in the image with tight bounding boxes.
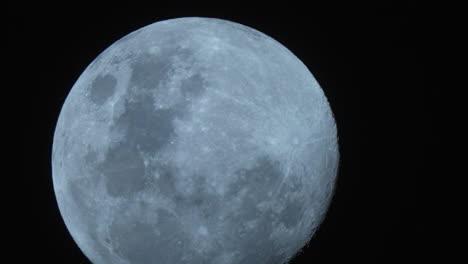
[52,17,339,264]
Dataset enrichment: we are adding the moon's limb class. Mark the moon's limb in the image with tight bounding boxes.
[52,17,339,264]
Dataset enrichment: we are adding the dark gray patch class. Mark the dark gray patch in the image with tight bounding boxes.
[153,166,221,221]
[97,84,178,197]
[177,175,221,220]
[130,53,170,90]
[227,156,283,199]
[69,179,91,212]
[99,141,146,197]
[129,47,192,90]
[279,199,304,228]
[84,149,98,165]
[108,209,189,264]
[153,165,177,198]
[68,179,117,262]
[217,156,303,263]
[111,52,136,65]
[223,203,281,264]
[90,74,117,104]
[109,219,159,263]
[180,74,205,97]
[217,156,286,263]
[230,157,304,229]
[173,175,206,207]
[115,95,177,154]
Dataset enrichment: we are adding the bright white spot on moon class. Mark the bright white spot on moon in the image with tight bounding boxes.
[52,17,339,264]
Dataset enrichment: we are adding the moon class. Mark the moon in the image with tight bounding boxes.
[52,17,339,264]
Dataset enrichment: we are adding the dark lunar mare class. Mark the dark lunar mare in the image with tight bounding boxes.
[222,156,303,263]
[90,74,117,104]
[93,45,206,200]
[89,45,219,263]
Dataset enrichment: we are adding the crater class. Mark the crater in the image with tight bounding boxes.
[89,74,117,104]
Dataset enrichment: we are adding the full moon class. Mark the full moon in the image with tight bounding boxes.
[52,17,339,264]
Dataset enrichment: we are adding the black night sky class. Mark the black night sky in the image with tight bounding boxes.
[13,3,436,263]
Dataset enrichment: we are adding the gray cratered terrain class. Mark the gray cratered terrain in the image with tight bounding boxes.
[52,17,339,264]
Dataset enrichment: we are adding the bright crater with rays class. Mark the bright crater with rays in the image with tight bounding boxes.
[52,17,339,264]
